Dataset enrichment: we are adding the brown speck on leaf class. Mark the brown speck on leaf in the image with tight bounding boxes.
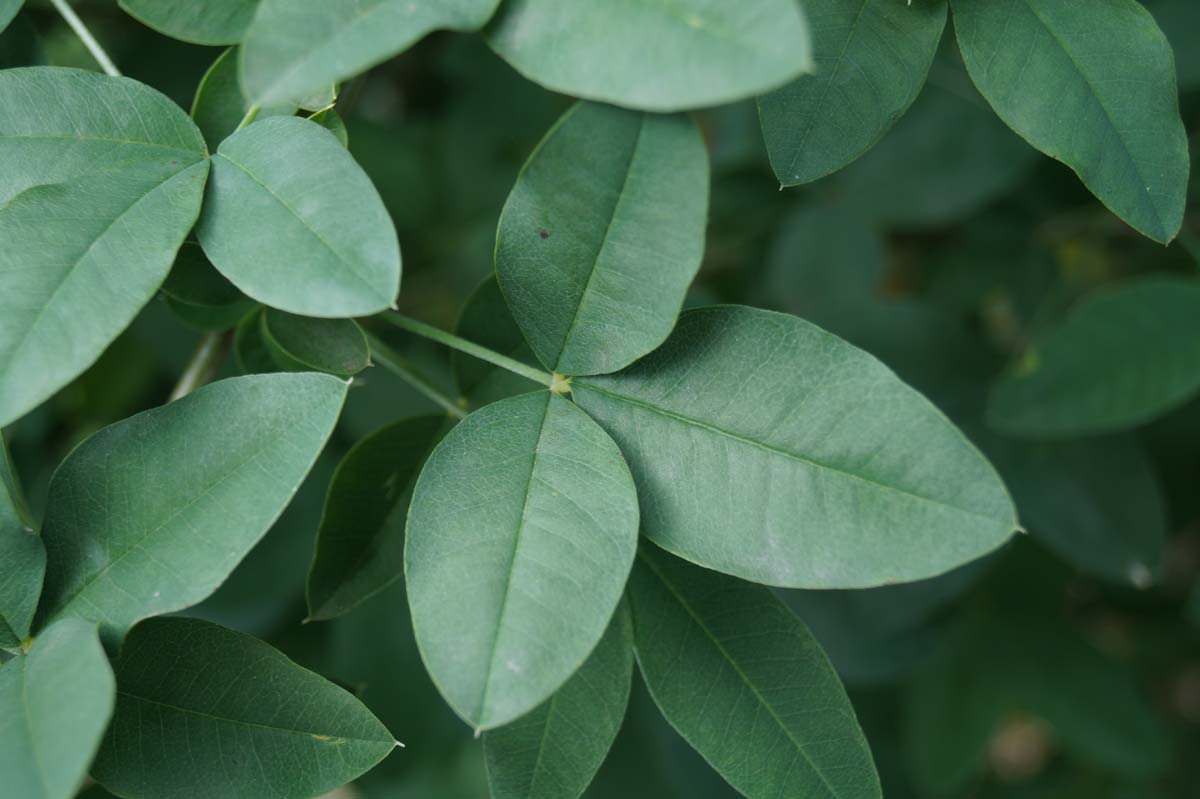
[539,229,550,239]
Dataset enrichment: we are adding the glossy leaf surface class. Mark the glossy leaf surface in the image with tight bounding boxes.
[407,392,639,729]
[0,67,209,428]
[37,373,347,645]
[197,116,400,317]
[496,102,708,375]
[93,617,394,799]
[487,0,814,112]
[119,0,258,45]
[759,0,947,185]
[0,619,114,799]
[483,604,633,799]
[629,547,881,799]
[575,306,1017,588]
[953,0,1189,243]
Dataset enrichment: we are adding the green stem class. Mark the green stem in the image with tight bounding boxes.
[169,332,231,402]
[365,332,468,420]
[381,312,557,388]
[235,104,262,132]
[49,0,121,77]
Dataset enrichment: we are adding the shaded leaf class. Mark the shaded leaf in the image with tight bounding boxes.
[37,373,348,646]
[483,604,633,799]
[496,101,708,375]
[160,241,255,332]
[309,106,349,147]
[486,0,814,112]
[233,307,279,374]
[0,618,114,799]
[307,415,448,621]
[453,275,542,406]
[0,439,40,650]
[574,306,1017,588]
[119,0,259,45]
[262,309,370,376]
[629,547,881,799]
[0,67,209,428]
[191,47,295,149]
[407,392,639,729]
[952,0,1189,243]
[93,616,394,799]
[759,0,947,185]
[197,115,401,317]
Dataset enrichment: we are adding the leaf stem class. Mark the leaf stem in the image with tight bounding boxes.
[381,312,556,388]
[169,331,232,403]
[235,104,262,132]
[49,0,121,78]
[364,332,468,420]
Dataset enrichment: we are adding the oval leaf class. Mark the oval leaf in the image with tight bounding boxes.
[758,0,947,185]
[486,0,814,112]
[191,47,295,149]
[952,0,1189,243]
[0,0,20,34]
[496,101,709,376]
[306,415,448,621]
[37,373,348,646]
[629,547,882,799]
[574,306,1018,588]
[262,308,370,376]
[0,67,209,428]
[242,0,501,107]
[197,115,400,317]
[987,278,1200,438]
[120,0,259,45]
[0,619,115,799]
[92,617,395,799]
[483,603,633,799]
[453,276,542,406]
[161,241,255,332]
[407,391,639,730]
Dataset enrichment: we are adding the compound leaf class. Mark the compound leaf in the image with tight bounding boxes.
[407,392,639,730]
[496,102,708,376]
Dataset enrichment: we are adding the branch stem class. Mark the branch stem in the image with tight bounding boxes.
[169,332,231,402]
[49,0,121,77]
[381,312,556,388]
[365,332,467,420]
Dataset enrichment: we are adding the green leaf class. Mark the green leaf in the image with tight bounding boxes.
[241,0,501,107]
[197,115,401,317]
[574,306,1017,588]
[758,0,947,185]
[0,0,20,34]
[306,415,448,621]
[0,11,43,69]
[486,0,814,112]
[496,102,708,376]
[261,308,370,376]
[629,547,881,799]
[309,106,349,147]
[987,277,1200,438]
[92,616,395,799]
[233,307,279,373]
[407,391,639,730]
[483,603,633,799]
[160,241,255,332]
[0,618,115,799]
[951,0,1190,243]
[453,275,542,406]
[0,439,40,650]
[981,432,1166,587]
[0,67,209,428]
[119,0,259,45]
[37,373,348,646]
[191,47,295,150]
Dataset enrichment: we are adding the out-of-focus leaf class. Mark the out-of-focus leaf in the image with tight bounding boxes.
[0,12,43,69]
[232,307,278,374]
[309,107,349,147]
[160,241,255,332]
[119,0,259,45]
[0,0,19,33]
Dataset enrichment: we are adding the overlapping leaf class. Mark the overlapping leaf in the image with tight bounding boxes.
[191,47,294,149]
[119,0,259,45]
[261,309,369,376]
[0,439,41,650]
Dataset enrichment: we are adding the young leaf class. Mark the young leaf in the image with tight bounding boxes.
[241,0,501,107]
[306,415,448,621]
[92,617,395,799]
[454,276,542,406]
[197,115,401,317]
[574,306,1017,588]
[191,47,295,149]
[37,373,348,646]
[952,0,1189,243]
[160,241,256,332]
[629,547,882,799]
[987,277,1200,438]
[0,619,115,799]
[483,603,634,799]
[407,391,639,730]
[496,102,709,376]
[758,0,947,185]
[0,440,41,650]
[0,67,209,428]
[119,0,259,45]
[486,0,814,112]
[261,308,370,376]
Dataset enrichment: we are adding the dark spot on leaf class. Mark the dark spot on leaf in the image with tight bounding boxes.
[539,229,550,239]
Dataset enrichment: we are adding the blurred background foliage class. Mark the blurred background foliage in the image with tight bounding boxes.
[6,1,1200,797]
